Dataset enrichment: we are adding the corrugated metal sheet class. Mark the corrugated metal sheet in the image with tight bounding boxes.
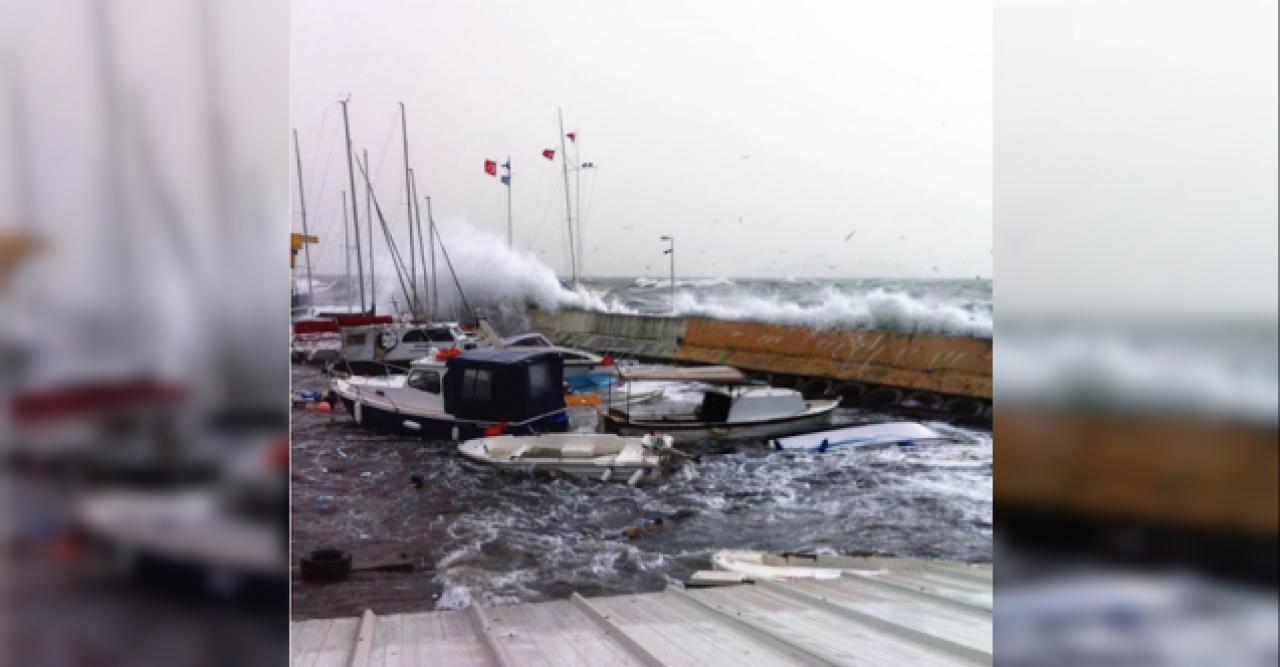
[291,559,992,666]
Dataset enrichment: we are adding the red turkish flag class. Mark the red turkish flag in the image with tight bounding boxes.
[566,132,576,143]
[542,149,555,160]
[483,159,497,176]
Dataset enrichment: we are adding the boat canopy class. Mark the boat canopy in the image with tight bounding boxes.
[443,349,565,422]
[617,365,747,384]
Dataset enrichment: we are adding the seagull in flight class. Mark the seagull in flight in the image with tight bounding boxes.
[739,154,752,160]
[622,225,634,231]
[843,231,856,241]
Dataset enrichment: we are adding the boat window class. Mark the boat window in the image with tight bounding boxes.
[427,327,456,343]
[462,368,492,400]
[527,362,552,397]
[559,351,590,361]
[407,370,441,394]
[510,335,548,347]
[401,329,429,343]
[344,333,367,346]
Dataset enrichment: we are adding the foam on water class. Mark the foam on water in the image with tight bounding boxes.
[291,392,992,618]
[346,220,990,337]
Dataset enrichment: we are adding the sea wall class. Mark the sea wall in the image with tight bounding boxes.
[530,309,992,401]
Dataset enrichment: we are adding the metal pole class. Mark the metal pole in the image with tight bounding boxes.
[339,97,366,312]
[574,139,583,277]
[364,148,375,314]
[670,237,675,315]
[661,235,674,315]
[400,103,419,317]
[427,196,438,320]
[410,169,428,320]
[558,108,577,284]
[342,190,351,311]
[292,129,315,302]
[506,156,513,248]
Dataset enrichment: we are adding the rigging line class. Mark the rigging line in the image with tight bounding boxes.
[522,165,555,253]
[372,106,399,190]
[305,117,342,238]
[581,166,599,237]
[356,156,415,310]
[431,219,473,319]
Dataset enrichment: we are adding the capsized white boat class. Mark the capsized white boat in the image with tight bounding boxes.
[771,422,946,452]
[458,433,676,486]
[711,549,842,581]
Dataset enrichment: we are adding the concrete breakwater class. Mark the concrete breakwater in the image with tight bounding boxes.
[530,309,992,416]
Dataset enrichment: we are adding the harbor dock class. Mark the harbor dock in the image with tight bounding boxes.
[290,557,992,666]
[531,309,992,415]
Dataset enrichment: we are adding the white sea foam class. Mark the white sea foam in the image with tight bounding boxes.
[658,285,992,337]
[364,220,989,337]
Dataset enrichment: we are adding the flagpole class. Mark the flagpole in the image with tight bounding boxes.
[574,138,583,278]
[505,156,513,248]
[558,108,577,285]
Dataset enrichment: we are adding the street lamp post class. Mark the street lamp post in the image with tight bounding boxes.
[660,235,674,315]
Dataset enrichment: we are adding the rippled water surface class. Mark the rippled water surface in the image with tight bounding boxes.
[291,364,991,619]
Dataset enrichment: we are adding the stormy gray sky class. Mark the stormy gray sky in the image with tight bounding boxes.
[290,0,992,280]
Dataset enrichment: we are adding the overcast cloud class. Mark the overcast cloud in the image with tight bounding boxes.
[290,0,992,279]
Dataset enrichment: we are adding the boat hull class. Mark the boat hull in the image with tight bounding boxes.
[458,457,665,485]
[336,396,560,440]
[604,401,837,444]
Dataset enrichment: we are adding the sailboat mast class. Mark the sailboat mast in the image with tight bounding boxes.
[342,190,352,311]
[427,196,438,319]
[339,97,366,312]
[558,108,577,284]
[410,170,429,322]
[292,129,315,301]
[363,148,375,314]
[400,102,419,317]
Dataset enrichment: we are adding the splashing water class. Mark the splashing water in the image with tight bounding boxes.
[316,220,991,337]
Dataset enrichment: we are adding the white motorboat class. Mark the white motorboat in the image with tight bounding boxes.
[331,348,570,440]
[603,366,838,444]
[458,433,675,485]
[337,321,477,374]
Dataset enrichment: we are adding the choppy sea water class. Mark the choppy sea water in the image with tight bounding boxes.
[290,364,991,619]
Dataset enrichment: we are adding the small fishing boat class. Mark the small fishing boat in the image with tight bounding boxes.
[331,348,569,440]
[458,433,675,485]
[771,422,946,453]
[602,366,838,444]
